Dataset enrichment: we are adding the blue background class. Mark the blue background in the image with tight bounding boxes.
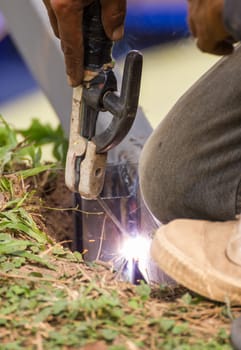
[0,2,189,104]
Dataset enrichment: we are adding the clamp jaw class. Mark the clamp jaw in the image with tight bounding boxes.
[65,1,143,199]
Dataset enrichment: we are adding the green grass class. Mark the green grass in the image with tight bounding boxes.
[0,254,236,349]
[0,116,240,349]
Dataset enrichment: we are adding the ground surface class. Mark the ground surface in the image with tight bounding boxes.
[1,165,241,349]
[0,136,241,350]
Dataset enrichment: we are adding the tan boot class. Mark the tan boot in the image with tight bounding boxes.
[151,219,241,305]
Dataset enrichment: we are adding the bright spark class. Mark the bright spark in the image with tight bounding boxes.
[119,234,151,282]
[121,235,150,262]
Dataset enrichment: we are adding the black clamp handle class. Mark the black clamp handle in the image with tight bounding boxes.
[82,0,143,153]
[93,50,142,153]
[83,0,112,70]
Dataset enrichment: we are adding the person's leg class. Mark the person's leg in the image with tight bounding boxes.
[139,44,241,224]
[139,45,241,304]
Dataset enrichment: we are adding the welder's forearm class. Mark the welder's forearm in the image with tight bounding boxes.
[224,0,241,40]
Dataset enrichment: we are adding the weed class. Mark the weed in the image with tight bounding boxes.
[0,117,240,349]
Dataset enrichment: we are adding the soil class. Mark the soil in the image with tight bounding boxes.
[3,168,241,347]
[38,170,75,248]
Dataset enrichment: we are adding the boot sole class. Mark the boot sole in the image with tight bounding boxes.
[151,229,241,305]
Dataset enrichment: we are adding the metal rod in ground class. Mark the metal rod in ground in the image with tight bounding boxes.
[96,196,130,239]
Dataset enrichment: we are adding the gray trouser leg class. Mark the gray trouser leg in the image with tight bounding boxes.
[139,45,241,223]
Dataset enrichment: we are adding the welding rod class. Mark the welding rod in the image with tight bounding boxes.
[96,196,130,239]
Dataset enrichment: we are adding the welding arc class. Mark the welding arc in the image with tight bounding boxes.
[96,196,148,285]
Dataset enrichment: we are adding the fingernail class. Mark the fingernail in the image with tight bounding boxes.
[112,25,124,41]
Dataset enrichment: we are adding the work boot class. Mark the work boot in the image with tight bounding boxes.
[151,219,241,305]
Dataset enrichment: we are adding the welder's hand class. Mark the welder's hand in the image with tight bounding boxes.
[43,0,126,86]
[187,0,235,55]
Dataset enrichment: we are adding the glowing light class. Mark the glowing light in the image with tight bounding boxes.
[121,235,151,262]
[118,234,151,283]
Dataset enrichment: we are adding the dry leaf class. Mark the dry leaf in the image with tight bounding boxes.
[81,341,108,350]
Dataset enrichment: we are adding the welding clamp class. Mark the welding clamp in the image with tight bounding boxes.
[65,0,143,199]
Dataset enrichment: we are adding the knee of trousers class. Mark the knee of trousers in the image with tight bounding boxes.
[138,45,241,222]
[139,132,240,224]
